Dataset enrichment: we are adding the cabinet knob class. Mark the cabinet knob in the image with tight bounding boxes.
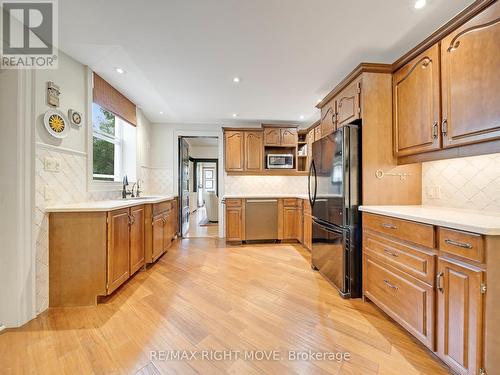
[436,272,444,293]
[441,119,448,136]
[432,122,438,139]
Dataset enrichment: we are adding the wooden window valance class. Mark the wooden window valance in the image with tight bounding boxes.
[93,73,137,126]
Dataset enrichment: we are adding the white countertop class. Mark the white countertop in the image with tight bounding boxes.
[45,195,176,213]
[359,205,500,235]
[224,194,309,200]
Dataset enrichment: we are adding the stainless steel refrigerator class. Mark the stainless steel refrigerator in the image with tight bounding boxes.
[308,124,362,298]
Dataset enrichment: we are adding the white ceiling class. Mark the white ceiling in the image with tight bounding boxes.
[59,0,474,125]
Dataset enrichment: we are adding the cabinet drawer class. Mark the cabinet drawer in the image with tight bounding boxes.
[363,232,436,285]
[363,213,435,248]
[364,256,435,350]
[153,201,172,216]
[225,198,242,208]
[283,198,299,207]
[438,228,484,263]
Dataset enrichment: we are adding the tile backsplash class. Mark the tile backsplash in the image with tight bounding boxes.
[224,175,308,195]
[422,153,500,212]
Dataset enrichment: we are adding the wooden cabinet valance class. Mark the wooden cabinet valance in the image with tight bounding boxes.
[93,73,137,126]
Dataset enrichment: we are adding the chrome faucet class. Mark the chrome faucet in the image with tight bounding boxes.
[122,175,132,199]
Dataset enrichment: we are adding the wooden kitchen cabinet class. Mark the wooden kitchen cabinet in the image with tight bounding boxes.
[152,215,164,262]
[441,2,500,149]
[245,131,263,171]
[302,200,312,250]
[107,208,131,294]
[282,199,301,241]
[225,199,244,242]
[320,99,336,137]
[264,127,281,146]
[280,128,298,146]
[129,205,145,275]
[394,44,441,156]
[437,258,484,375]
[225,131,245,171]
[336,78,361,128]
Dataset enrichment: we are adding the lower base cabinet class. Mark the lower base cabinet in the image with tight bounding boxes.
[362,212,491,375]
[225,199,245,242]
[437,258,484,375]
[364,255,435,349]
[49,199,178,307]
[107,208,131,294]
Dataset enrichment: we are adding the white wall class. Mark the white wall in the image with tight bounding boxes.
[0,69,36,328]
[188,145,219,159]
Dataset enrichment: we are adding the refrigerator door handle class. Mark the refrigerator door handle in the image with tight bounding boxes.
[308,160,317,207]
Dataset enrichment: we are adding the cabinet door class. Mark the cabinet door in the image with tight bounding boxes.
[225,206,242,241]
[225,131,245,171]
[264,128,281,146]
[245,131,263,171]
[280,128,298,146]
[394,44,441,156]
[164,211,173,250]
[283,206,298,240]
[314,125,322,141]
[437,258,484,375]
[306,129,314,171]
[441,2,500,148]
[320,100,336,137]
[129,205,145,275]
[152,215,164,261]
[107,209,130,294]
[336,78,361,127]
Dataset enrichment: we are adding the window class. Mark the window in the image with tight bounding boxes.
[92,103,136,182]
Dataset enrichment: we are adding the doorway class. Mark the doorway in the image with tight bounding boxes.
[178,136,220,238]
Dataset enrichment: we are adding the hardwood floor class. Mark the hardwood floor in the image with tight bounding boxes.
[185,207,219,238]
[0,239,451,375]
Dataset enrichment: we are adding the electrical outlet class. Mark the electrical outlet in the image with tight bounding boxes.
[44,157,60,172]
[44,185,53,201]
[426,185,441,200]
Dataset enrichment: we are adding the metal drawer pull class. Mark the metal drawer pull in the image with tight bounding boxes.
[383,249,399,257]
[382,223,397,229]
[436,272,444,293]
[444,239,472,249]
[383,280,398,290]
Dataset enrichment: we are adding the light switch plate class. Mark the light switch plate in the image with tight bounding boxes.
[44,185,53,201]
[44,157,60,172]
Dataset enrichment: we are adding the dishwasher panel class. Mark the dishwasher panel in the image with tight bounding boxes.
[245,199,278,241]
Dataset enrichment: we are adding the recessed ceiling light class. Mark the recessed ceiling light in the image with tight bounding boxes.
[159,111,164,115]
[232,113,238,118]
[114,67,125,74]
[317,98,322,103]
[300,115,305,120]
[233,77,240,83]
[414,0,426,9]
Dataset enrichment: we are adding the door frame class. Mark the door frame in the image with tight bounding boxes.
[174,131,224,238]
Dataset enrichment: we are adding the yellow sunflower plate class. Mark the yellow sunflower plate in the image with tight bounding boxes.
[44,109,70,139]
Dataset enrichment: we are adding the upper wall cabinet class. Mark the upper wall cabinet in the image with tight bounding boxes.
[336,78,361,128]
[394,44,441,156]
[280,128,298,146]
[264,127,298,146]
[225,131,245,172]
[245,131,263,171]
[320,99,336,137]
[441,1,500,148]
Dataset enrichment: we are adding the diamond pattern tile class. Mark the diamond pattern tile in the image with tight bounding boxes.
[422,153,500,212]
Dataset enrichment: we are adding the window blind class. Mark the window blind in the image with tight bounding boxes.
[93,73,137,126]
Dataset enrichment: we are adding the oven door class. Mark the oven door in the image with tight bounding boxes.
[311,219,350,297]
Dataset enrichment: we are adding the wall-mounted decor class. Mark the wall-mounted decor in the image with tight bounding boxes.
[68,109,82,127]
[43,109,69,139]
[47,81,60,107]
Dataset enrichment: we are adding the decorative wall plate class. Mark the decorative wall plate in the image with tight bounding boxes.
[44,109,69,139]
[68,109,82,126]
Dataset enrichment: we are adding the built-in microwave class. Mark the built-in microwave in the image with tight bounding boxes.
[267,154,294,169]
